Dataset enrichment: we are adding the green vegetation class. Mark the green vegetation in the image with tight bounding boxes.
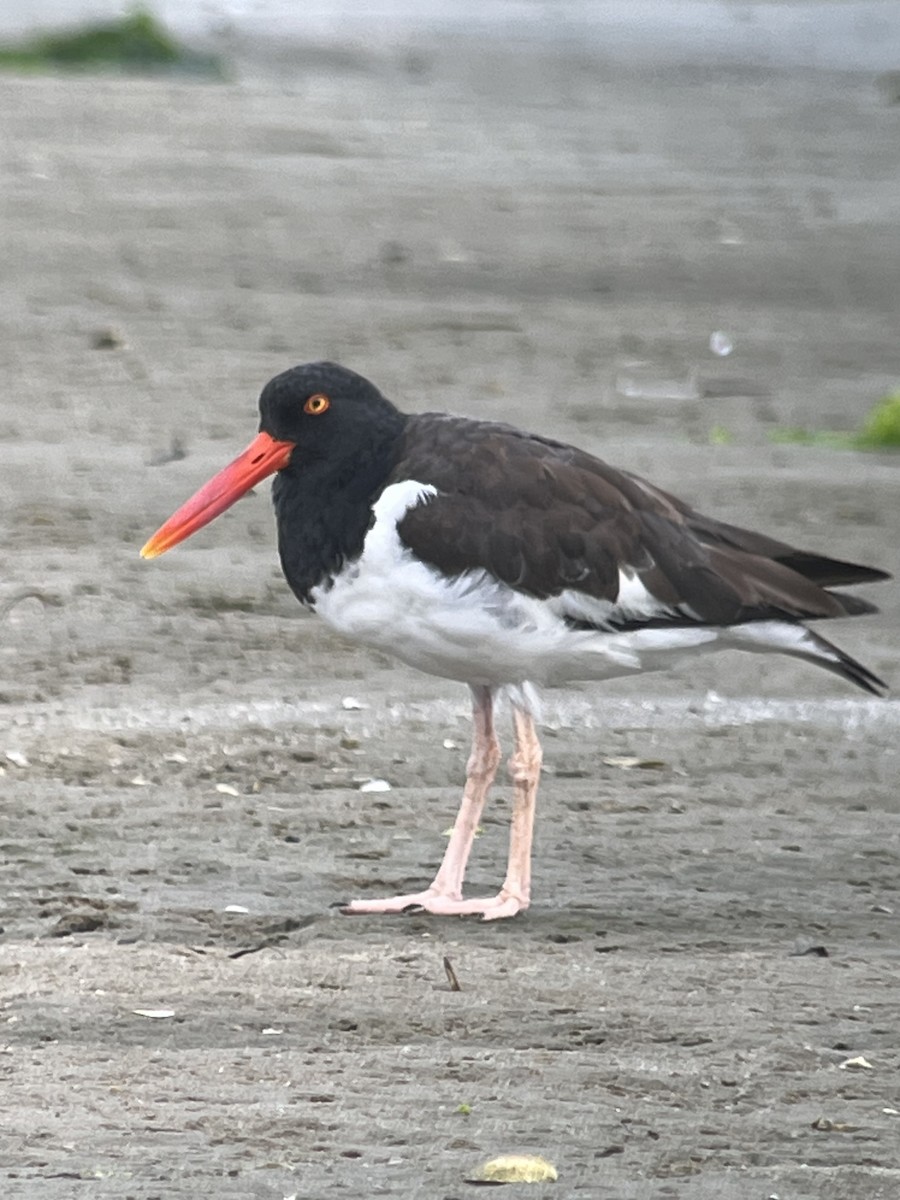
[768,390,900,452]
[0,9,224,78]
[707,424,734,445]
[856,390,900,449]
[768,427,857,449]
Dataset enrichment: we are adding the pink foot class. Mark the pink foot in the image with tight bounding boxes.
[477,892,528,921]
[341,888,528,920]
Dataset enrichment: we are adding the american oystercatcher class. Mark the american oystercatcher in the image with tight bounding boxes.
[142,362,889,919]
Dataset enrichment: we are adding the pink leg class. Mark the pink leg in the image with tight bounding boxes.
[474,704,542,921]
[341,686,502,915]
[342,697,543,921]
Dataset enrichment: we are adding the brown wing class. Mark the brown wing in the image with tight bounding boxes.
[391,413,888,630]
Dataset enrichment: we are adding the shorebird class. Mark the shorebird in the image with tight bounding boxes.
[142,362,888,919]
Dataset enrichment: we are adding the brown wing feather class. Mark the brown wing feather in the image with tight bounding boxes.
[391,414,887,627]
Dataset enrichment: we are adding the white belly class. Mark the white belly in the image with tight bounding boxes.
[310,481,723,688]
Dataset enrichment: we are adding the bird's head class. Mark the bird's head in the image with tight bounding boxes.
[140,361,403,559]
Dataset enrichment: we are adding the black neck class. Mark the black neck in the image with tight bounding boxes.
[271,411,407,603]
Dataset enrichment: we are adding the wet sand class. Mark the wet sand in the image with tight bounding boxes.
[1,41,899,1199]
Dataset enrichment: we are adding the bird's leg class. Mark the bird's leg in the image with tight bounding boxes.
[401,701,542,920]
[479,703,542,920]
[341,685,502,915]
[427,685,502,898]
[342,694,543,920]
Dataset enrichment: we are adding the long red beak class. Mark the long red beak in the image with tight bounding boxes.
[140,431,295,559]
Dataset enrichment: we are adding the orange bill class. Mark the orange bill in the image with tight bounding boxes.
[140,431,295,559]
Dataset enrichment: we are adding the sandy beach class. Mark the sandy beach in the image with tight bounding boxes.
[1,32,899,1198]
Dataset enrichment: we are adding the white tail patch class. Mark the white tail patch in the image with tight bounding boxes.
[728,620,831,662]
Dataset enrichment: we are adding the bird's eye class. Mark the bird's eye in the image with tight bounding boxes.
[304,393,330,415]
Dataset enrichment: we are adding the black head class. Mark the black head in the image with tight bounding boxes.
[258,362,406,466]
[141,361,407,564]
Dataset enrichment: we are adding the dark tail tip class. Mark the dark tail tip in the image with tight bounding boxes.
[829,645,889,697]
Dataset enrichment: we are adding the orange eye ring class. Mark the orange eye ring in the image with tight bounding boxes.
[304,393,330,415]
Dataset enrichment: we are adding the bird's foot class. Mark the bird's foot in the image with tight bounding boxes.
[341,887,528,921]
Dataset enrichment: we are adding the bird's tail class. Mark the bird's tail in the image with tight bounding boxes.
[727,620,888,697]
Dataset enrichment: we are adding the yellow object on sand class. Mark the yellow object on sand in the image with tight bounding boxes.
[477,1154,558,1183]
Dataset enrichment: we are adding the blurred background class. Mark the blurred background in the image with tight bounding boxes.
[3,2,899,436]
[4,0,900,69]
